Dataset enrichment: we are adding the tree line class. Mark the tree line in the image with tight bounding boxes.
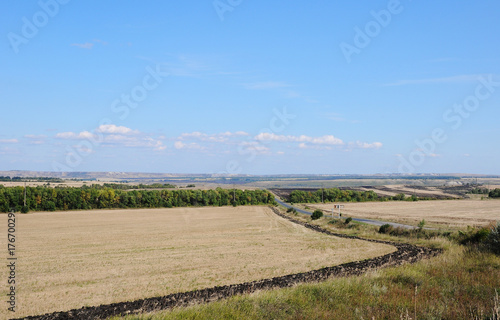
[84,183,176,190]
[489,189,500,198]
[0,176,64,182]
[467,188,500,198]
[287,189,425,203]
[0,186,276,213]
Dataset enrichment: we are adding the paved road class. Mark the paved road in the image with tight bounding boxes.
[274,197,418,230]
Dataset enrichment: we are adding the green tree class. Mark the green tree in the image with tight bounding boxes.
[311,209,323,220]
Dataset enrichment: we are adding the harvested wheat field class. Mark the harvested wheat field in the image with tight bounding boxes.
[0,206,394,318]
[309,200,500,228]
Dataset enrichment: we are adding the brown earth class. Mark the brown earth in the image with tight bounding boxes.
[308,199,500,228]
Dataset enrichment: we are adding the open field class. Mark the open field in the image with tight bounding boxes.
[117,245,500,320]
[0,206,394,318]
[357,185,461,199]
[307,199,500,228]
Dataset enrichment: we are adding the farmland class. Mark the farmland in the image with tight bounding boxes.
[306,199,500,228]
[0,206,394,319]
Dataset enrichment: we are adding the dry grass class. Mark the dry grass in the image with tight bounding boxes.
[308,199,500,228]
[0,206,394,318]
[117,245,500,320]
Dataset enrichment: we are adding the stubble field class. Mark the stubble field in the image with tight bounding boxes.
[308,199,500,228]
[0,206,394,318]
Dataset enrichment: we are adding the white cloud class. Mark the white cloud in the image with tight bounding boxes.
[23,134,47,145]
[254,133,288,142]
[350,141,383,149]
[428,153,441,158]
[96,124,139,135]
[180,131,208,140]
[73,144,95,154]
[310,135,344,145]
[174,141,185,149]
[240,141,270,154]
[254,133,344,146]
[220,131,249,137]
[0,139,19,144]
[179,131,249,143]
[55,125,165,151]
[174,141,203,150]
[55,131,96,140]
[102,135,165,150]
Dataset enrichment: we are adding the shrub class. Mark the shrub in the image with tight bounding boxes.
[21,205,29,213]
[390,226,410,237]
[379,224,393,234]
[457,226,491,246]
[311,209,323,220]
[489,189,500,198]
[418,219,426,230]
[345,217,353,224]
[392,193,405,201]
[484,222,500,255]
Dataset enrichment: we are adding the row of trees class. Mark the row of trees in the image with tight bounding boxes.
[0,186,276,213]
[288,189,422,203]
[468,187,490,195]
[81,183,176,190]
[0,176,64,182]
[288,189,380,203]
[489,189,500,198]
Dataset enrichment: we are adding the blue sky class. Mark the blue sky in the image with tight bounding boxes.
[1,0,499,175]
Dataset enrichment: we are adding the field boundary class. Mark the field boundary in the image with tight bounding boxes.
[15,207,441,320]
